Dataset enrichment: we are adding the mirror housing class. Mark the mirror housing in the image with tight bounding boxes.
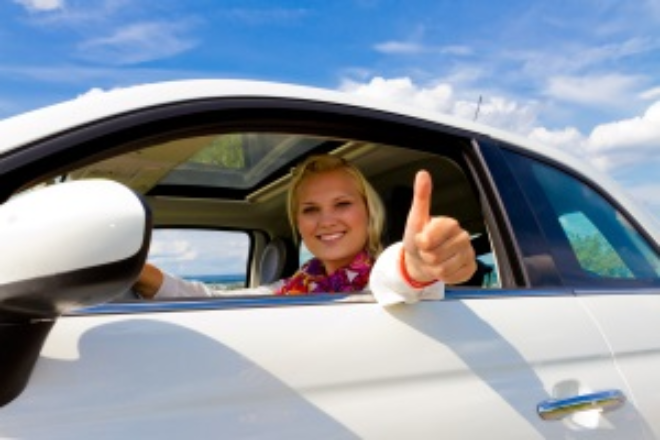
[0,179,151,406]
[0,179,151,320]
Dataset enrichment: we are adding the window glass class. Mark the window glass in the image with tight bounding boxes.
[508,150,660,286]
[148,229,250,290]
[560,213,634,278]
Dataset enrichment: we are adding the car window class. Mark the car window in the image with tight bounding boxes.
[148,229,250,290]
[504,149,660,287]
[17,128,500,297]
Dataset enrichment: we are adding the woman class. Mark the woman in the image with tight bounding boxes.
[134,155,477,305]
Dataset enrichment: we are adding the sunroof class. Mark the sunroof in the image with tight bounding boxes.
[67,132,330,194]
[159,133,324,189]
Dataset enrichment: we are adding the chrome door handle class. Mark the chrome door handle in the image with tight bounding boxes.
[537,389,626,421]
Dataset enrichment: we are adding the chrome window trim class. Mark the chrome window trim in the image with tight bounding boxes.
[573,288,660,296]
[68,293,376,316]
[67,287,659,317]
[66,288,594,316]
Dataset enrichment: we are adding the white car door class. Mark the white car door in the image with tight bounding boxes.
[581,294,660,438]
[484,142,660,438]
[0,295,645,439]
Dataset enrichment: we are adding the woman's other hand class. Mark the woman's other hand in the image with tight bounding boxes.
[133,263,164,299]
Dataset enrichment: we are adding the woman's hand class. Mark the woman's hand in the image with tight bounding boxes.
[133,263,164,299]
[402,170,477,285]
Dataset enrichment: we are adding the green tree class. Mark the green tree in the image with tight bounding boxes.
[190,134,245,169]
[568,232,633,278]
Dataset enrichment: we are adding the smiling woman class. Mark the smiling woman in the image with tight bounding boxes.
[133,152,477,303]
[12,116,496,301]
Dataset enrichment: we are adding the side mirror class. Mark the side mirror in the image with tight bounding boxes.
[0,179,151,320]
[0,179,151,406]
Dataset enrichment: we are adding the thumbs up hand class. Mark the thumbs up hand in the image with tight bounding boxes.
[402,171,477,286]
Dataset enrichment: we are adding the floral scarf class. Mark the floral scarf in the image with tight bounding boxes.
[276,250,374,295]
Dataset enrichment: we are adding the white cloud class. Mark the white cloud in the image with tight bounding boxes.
[340,77,454,113]
[582,101,660,168]
[458,97,539,134]
[640,86,660,100]
[497,100,660,172]
[545,74,643,107]
[375,41,426,55]
[340,76,538,133]
[13,0,64,11]
[149,239,198,262]
[340,77,660,174]
[528,126,586,153]
[16,0,132,25]
[516,37,659,77]
[76,87,109,98]
[225,8,308,25]
[374,41,472,56]
[577,38,659,68]
[77,22,196,65]
[588,101,660,150]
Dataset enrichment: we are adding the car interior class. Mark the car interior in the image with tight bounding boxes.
[24,130,500,296]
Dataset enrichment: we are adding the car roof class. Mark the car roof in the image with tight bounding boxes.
[0,79,562,159]
[2,79,658,241]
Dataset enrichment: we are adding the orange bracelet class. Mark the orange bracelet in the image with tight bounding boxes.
[399,247,437,288]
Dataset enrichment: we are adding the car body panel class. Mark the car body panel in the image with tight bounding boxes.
[0,296,645,439]
[580,292,660,437]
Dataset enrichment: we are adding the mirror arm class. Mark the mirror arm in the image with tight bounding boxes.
[0,320,55,407]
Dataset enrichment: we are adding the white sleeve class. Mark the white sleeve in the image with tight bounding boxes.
[369,242,444,306]
[153,272,281,299]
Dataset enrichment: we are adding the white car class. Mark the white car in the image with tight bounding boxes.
[0,80,659,439]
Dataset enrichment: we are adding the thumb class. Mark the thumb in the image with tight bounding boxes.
[404,170,432,243]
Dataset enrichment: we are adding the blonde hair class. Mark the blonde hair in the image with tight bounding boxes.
[287,154,385,257]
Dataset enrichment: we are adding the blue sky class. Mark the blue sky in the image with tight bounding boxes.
[3,0,660,275]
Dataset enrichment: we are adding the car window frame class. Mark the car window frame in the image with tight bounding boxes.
[0,97,529,313]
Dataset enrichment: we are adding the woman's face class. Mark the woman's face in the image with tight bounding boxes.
[296,169,369,274]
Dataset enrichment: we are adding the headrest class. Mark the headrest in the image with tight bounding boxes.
[258,238,288,285]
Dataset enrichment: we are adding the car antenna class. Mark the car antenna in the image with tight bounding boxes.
[473,95,483,121]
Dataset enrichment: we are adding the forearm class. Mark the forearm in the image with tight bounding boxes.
[133,263,165,299]
[369,242,444,306]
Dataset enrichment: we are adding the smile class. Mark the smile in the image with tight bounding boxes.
[318,232,345,241]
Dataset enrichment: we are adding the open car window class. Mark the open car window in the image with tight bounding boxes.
[20,129,501,300]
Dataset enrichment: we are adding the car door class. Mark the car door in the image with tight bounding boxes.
[484,143,660,438]
[0,94,650,438]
